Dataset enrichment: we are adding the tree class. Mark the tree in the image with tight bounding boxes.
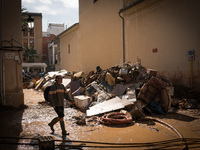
[23,46,39,63]
[22,7,28,32]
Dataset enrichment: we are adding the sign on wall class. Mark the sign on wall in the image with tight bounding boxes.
[188,50,195,61]
[5,52,15,59]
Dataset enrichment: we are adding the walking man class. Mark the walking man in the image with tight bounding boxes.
[48,75,69,135]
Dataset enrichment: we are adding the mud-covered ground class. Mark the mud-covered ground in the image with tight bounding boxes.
[0,89,200,150]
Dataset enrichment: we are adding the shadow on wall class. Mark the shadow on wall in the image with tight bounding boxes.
[168,73,200,99]
[169,71,200,92]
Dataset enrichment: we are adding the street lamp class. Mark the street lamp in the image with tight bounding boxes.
[27,15,34,29]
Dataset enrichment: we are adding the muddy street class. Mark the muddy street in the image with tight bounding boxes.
[0,89,200,150]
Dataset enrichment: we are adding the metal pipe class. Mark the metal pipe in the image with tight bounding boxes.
[191,60,193,88]
[118,12,125,63]
[118,0,146,64]
[2,56,5,105]
[0,0,3,105]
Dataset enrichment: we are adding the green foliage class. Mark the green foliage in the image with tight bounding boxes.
[23,47,39,63]
[22,7,28,31]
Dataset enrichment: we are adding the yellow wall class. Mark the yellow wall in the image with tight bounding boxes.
[124,0,200,89]
[60,24,80,73]
[60,0,200,90]
[1,0,24,106]
[33,15,43,63]
[79,0,123,72]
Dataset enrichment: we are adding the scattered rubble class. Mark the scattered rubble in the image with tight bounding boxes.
[23,61,200,126]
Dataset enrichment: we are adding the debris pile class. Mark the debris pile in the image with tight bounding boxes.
[29,61,176,126]
[34,70,71,90]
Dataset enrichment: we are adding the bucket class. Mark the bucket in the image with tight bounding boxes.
[119,69,128,75]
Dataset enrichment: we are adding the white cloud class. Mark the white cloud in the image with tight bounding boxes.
[22,0,79,31]
[58,0,78,8]
[22,0,35,3]
[23,0,52,4]
[39,0,52,4]
[35,6,57,15]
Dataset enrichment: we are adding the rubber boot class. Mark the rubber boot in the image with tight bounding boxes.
[60,121,69,135]
[48,117,59,134]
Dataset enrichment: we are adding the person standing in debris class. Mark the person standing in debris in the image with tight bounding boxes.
[48,75,69,136]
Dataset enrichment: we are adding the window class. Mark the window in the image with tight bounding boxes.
[30,38,34,44]
[68,44,70,54]
[23,30,28,36]
[55,54,58,64]
[30,38,34,47]
[23,38,28,47]
[30,28,34,37]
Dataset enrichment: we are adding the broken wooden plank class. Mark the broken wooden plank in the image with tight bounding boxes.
[35,77,44,90]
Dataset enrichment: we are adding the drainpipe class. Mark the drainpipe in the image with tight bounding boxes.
[0,0,3,104]
[118,11,125,64]
[118,0,145,64]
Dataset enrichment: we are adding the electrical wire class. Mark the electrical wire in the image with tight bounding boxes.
[0,137,200,149]
[1,117,200,149]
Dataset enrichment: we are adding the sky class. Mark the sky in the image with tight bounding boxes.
[22,0,79,32]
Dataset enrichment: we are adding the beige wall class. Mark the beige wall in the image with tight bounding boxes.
[60,24,79,73]
[123,0,200,89]
[1,0,24,107]
[59,0,199,90]
[34,15,43,63]
[79,0,123,72]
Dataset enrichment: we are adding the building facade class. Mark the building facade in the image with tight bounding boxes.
[0,0,24,107]
[79,0,200,90]
[48,36,60,71]
[22,13,43,63]
[59,23,79,73]
[48,23,79,72]
[47,23,65,36]
[43,34,56,72]
[120,0,200,89]
[78,0,123,72]
[51,0,200,90]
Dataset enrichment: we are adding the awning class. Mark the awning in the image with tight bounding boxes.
[22,63,47,72]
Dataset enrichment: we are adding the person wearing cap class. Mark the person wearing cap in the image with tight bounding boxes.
[48,75,69,136]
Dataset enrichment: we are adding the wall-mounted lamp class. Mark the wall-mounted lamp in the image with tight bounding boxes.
[27,15,34,29]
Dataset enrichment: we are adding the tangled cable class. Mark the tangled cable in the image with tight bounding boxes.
[1,137,199,149]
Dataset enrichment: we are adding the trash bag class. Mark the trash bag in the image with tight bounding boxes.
[148,100,165,115]
[44,86,51,102]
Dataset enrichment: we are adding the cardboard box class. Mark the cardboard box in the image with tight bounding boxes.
[147,69,157,77]
[74,95,92,111]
